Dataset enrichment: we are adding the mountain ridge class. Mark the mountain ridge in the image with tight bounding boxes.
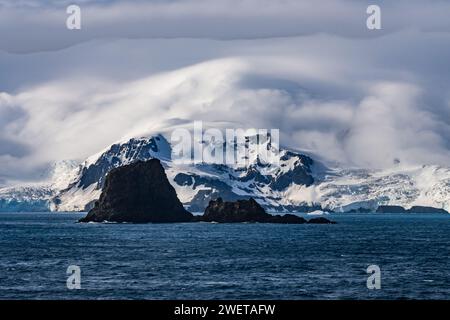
[1,133,449,213]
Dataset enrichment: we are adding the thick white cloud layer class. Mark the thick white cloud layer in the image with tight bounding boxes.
[0,1,449,183]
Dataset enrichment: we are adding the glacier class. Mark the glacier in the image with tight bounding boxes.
[0,160,79,212]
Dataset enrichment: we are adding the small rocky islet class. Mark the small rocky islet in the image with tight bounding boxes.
[199,198,334,224]
[78,159,192,223]
[79,159,336,224]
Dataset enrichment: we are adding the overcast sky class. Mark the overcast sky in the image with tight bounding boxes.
[1,0,450,184]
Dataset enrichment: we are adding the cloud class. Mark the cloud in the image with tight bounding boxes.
[0,2,450,183]
[0,138,30,158]
[1,32,450,183]
[1,0,450,53]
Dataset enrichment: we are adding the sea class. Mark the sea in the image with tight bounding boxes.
[0,212,448,300]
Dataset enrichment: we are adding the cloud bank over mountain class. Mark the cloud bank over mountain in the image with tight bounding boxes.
[0,1,449,184]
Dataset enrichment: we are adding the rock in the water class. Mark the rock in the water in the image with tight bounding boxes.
[201,198,306,224]
[376,205,407,213]
[79,159,193,223]
[407,205,448,214]
[376,204,448,214]
[268,213,307,224]
[307,217,336,224]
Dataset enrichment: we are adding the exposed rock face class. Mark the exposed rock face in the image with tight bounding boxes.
[408,206,448,214]
[79,159,193,223]
[376,205,408,213]
[202,198,311,224]
[78,136,168,191]
[270,214,308,224]
[202,197,269,223]
[376,205,448,214]
[307,217,336,224]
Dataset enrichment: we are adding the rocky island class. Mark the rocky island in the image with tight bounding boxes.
[376,205,448,214]
[79,159,335,224]
[200,197,306,223]
[79,159,193,223]
[199,198,334,224]
[200,197,335,224]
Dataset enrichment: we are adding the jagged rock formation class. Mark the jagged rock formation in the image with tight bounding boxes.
[79,159,193,223]
[307,217,336,224]
[200,198,335,224]
[201,197,275,223]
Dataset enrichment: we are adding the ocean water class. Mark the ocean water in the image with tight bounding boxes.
[0,212,449,300]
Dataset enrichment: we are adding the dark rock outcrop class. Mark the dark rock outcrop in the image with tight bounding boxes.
[376,205,407,213]
[79,159,193,223]
[307,217,336,224]
[268,213,307,224]
[376,205,448,214]
[202,197,273,223]
[200,198,334,224]
[408,206,448,214]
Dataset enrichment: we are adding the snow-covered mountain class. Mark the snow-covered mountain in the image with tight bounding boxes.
[50,134,450,213]
[1,134,449,213]
[292,165,450,213]
[52,134,317,212]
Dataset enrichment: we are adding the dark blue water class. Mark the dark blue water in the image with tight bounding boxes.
[0,212,449,300]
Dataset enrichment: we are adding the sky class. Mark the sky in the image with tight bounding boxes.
[1,0,450,184]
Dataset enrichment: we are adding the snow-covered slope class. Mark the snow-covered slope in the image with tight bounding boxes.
[286,165,450,212]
